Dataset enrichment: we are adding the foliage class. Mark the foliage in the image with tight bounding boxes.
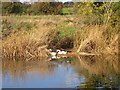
[10,2,23,14]
[2,2,63,15]
[31,2,63,15]
[2,2,12,15]
[74,2,120,25]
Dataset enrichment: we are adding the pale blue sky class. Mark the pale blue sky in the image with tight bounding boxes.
[20,0,72,3]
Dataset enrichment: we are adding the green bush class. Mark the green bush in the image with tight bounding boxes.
[74,2,120,25]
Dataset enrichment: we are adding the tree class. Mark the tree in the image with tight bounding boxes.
[31,2,63,15]
[2,2,12,15]
[73,2,120,25]
[10,2,23,14]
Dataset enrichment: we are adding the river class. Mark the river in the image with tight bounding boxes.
[2,55,120,89]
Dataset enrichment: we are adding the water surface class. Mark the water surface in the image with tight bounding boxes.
[2,56,120,88]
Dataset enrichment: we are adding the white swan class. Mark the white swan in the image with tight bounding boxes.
[49,49,57,59]
[57,49,67,54]
[49,49,67,59]
[50,52,57,56]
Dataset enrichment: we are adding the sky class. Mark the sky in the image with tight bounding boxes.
[20,0,72,3]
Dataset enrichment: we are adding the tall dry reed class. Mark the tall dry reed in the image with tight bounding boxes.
[74,25,118,54]
[2,23,56,60]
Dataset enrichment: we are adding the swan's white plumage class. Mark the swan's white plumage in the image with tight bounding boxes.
[50,52,56,56]
[57,50,67,54]
[49,49,67,59]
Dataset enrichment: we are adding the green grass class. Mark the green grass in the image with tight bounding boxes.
[57,22,76,39]
[61,7,73,15]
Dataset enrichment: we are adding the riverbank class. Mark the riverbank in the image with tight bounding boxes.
[2,15,118,60]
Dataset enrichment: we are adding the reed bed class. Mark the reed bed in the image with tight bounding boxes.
[74,25,118,55]
[2,16,58,60]
[2,15,119,60]
[2,30,49,60]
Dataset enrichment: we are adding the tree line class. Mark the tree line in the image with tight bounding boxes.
[2,2,74,15]
[2,1,119,18]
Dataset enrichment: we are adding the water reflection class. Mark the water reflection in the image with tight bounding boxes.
[2,60,56,80]
[75,55,120,88]
[2,55,120,88]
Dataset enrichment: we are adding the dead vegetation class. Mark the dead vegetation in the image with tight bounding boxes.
[1,15,119,60]
[74,25,118,55]
[2,16,58,60]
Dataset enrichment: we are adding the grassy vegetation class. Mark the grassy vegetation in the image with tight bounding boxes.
[74,25,118,54]
[61,7,73,15]
[1,12,119,60]
[2,16,58,60]
[57,21,76,39]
